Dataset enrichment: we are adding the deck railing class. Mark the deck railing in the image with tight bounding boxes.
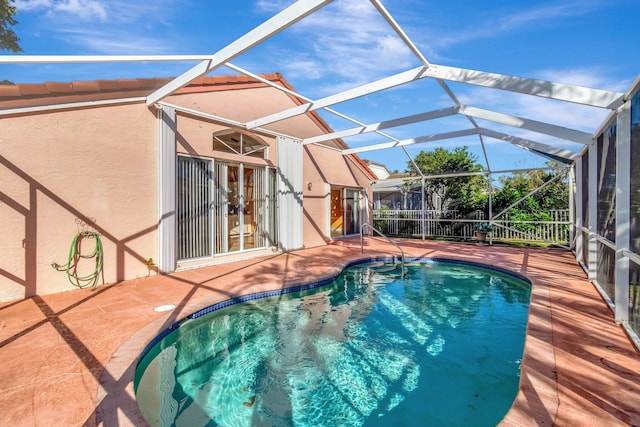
[372,209,570,245]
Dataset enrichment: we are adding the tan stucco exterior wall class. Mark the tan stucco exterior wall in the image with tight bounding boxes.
[168,87,374,250]
[173,113,276,167]
[0,81,373,302]
[0,103,158,302]
[302,144,373,247]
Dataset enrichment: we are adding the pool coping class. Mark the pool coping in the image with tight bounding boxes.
[135,256,532,366]
[97,254,554,426]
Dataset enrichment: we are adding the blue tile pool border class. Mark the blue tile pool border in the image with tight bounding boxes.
[136,256,531,365]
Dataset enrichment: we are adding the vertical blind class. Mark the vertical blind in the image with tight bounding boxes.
[177,156,212,260]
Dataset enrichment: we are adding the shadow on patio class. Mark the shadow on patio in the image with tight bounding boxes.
[1,238,639,426]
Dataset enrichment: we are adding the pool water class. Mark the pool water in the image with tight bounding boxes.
[135,259,531,427]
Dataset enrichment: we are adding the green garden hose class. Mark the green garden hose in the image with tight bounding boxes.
[52,231,104,289]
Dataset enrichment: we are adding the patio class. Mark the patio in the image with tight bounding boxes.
[1,237,638,426]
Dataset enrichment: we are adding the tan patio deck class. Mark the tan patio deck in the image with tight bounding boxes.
[1,238,639,426]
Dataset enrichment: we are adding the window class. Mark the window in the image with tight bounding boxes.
[213,130,268,158]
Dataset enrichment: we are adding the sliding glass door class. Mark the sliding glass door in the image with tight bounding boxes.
[330,186,362,237]
[178,156,276,261]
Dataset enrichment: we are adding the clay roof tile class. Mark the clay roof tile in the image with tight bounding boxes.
[0,74,286,103]
[0,84,20,97]
[114,79,142,89]
[16,83,50,96]
[71,81,100,92]
[45,81,75,94]
[95,80,124,91]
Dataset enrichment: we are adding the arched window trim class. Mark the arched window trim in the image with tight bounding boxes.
[212,129,268,158]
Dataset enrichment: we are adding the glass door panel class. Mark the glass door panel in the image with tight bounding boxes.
[177,156,212,260]
[266,168,278,247]
[214,162,228,254]
[212,162,272,255]
[345,189,360,235]
[227,165,241,252]
[331,188,344,237]
[243,167,256,250]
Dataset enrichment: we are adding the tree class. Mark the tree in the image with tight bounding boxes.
[1,0,21,53]
[492,165,569,232]
[493,166,568,214]
[406,146,487,214]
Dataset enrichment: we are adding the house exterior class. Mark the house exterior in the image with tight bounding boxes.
[0,74,375,302]
[371,172,448,211]
[362,160,390,180]
[372,175,420,210]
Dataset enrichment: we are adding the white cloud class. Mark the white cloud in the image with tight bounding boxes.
[14,0,183,54]
[425,1,602,51]
[15,0,108,21]
[255,0,291,13]
[278,57,325,80]
[14,0,51,10]
[269,0,416,92]
[56,0,107,20]
[58,28,173,54]
[16,0,180,23]
[536,68,630,92]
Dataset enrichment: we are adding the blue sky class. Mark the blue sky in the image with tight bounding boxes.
[2,0,640,173]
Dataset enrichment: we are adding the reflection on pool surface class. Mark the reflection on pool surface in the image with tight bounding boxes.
[135,259,531,426]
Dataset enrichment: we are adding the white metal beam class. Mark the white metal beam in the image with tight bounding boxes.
[615,100,631,322]
[374,165,563,180]
[246,65,430,129]
[146,0,332,106]
[369,0,430,66]
[424,64,624,109]
[0,55,213,64]
[458,105,592,144]
[493,168,569,219]
[302,106,459,145]
[226,62,425,175]
[226,63,415,161]
[157,101,323,147]
[490,166,566,175]
[575,158,584,263]
[342,128,478,154]
[479,128,578,161]
[157,105,177,273]
[588,137,598,281]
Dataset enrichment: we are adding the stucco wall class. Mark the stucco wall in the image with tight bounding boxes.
[168,87,374,250]
[166,87,330,141]
[0,103,158,302]
[302,144,373,247]
[174,113,276,167]
[0,82,373,302]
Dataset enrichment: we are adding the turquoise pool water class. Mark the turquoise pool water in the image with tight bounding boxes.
[135,259,531,426]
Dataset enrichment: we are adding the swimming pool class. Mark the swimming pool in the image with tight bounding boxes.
[135,258,531,426]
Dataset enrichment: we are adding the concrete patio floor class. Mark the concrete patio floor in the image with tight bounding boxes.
[1,238,639,426]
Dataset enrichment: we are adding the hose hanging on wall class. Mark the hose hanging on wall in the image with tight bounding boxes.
[52,231,104,289]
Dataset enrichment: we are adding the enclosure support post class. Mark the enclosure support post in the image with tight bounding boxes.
[615,101,631,323]
[568,166,576,249]
[421,177,426,241]
[575,157,584,264]
[588,137,598,282]
[488,173,493,245]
